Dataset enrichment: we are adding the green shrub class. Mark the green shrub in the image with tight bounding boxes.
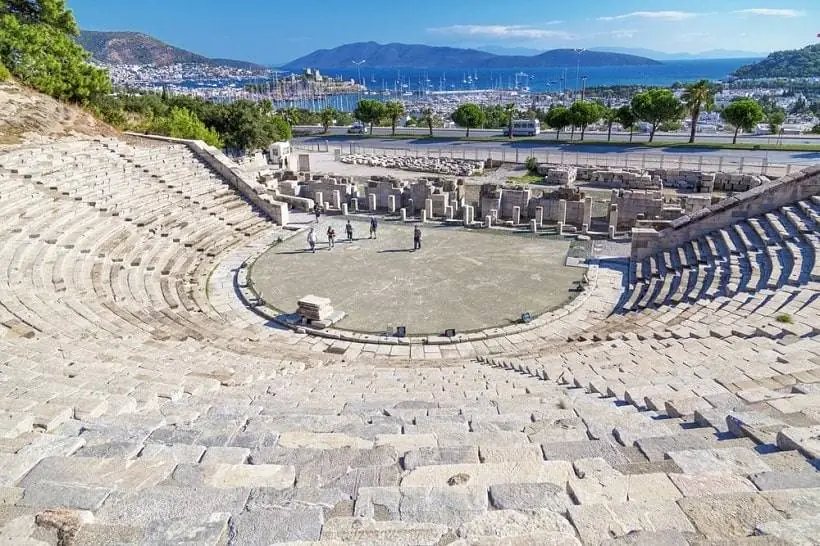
[775,313,793,324]
[525,156,539,174]
[0,62,10,81]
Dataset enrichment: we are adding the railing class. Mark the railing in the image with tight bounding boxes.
[291,141,812,177]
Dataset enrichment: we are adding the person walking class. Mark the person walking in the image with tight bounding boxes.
[369,216,378,239]
[345,220,354,241]
[313,203,321,222]
[307,227,317,253]
[413,224,422,251]
[326,225,336,250]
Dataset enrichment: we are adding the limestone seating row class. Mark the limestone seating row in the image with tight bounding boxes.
[2,360,817,544]
[0,142,315,358]
[627,200,818,314]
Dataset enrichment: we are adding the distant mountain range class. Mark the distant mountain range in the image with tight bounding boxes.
[732,43,820,79]
[591,47,767,60]
[77,30,266,70]
[281,42,662,70]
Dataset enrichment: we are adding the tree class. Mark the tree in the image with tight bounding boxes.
[615,105,638,143]
[353,99,385,135]
[278,106,300,127]
[569,101,603,141]
[148,107,223,147]
[721,98,765,144]
[450,103,485,137]
[384,100,405,136]
[681,80,716,144]
[601,106,618,142]
[504,103,516,140]
[319,107,336,133]
[767,109,786,135]
[812,124,820,135]
[543,106,572,141]
[631,89,683,143]
[420,107,440,137]
[0,0,111,103]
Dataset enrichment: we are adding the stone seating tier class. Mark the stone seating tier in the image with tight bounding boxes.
[0,138,817,544]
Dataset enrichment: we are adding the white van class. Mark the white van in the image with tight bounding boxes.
[504,119,541,137]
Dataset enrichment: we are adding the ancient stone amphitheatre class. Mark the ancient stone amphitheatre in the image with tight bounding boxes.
[0,79,819,545]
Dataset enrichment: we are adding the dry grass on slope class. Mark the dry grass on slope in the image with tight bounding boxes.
[0,79,119,147]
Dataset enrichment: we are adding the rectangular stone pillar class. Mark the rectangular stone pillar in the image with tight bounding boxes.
[351,198,359,212]
[609,204,619,234]
[582,223,589,234]
[583,197,592,228]
[557,221,564,234]
[407,199,414,216]
[512,206,521,225]
[608,225,616,239]
[558,199,567,224]
[490,209,498,222]
[368,193,377,211]
[446,206,454,220]
[388,195,396,213]
[332,190,341,210]
[341,203,348,216]
[315,191,323,209]
[535,206,544,227]
[401,208,407,222]
[463,205,472,227]
[530,219,538,233]
[485,215,493,228]
[422,210,428,223]
[425,198,433,219]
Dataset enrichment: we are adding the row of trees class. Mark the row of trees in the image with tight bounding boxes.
[91,93,292,151]
[445,81,769,145]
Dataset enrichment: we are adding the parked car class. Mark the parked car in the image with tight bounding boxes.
[348,122,366,134]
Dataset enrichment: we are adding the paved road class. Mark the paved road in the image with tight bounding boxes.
[294,135,820,167]
[295,125,820,146]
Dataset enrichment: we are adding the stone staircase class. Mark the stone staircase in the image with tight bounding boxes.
[0,138,817,544]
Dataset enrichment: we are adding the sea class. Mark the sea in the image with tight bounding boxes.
[312,58,760,93]
[178,58,761,111]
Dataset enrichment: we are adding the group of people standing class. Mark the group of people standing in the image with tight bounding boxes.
[306,216,422,253]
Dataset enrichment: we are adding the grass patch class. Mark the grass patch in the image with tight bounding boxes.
[507,174,544,185]
[0,63,9,81]
[775,313,793,324]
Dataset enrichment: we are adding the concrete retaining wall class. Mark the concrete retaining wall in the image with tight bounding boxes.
[631,165,820,260]
[125,132,290,226]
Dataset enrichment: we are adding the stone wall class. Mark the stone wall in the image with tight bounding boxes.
[613,191,664,227]
[126,133,290,226]
[631,166,820,260]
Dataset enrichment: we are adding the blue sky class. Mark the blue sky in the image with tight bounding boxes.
[67,0,819,64]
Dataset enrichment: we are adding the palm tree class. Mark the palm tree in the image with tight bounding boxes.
[681,80,716,144]
[421,107,436,137]
[384,101,405,136]
[279,106,300,128]
[319,107,335,133]
[504,103,516,140]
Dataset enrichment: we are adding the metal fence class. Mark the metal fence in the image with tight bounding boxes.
[293,142,812,178]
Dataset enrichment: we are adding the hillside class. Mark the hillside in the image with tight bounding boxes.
[77,30,265,69]
[282,41,661,69]
[0,79,118,147]
[733,43,820,78]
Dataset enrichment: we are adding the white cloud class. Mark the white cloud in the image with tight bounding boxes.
[610,29,637,40]
[427,25,574,40]
[598,11,700,22]
[732,8,804,17]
